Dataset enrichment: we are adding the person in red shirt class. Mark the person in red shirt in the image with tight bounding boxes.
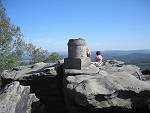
[95,51,103,66]
[86,48,91,57]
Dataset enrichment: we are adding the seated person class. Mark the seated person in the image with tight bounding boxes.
[95,51,103,66]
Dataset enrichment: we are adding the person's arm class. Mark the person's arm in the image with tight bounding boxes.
[99,55,103,63]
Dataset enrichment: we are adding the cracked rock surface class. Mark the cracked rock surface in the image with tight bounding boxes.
[63,60,150,113]
[0,81,38,113]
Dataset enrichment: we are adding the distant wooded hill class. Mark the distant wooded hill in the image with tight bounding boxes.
[93,50,150,70]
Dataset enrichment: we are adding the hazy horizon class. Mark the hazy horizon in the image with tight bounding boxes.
[3,0,150,51]
[50,49,150,54]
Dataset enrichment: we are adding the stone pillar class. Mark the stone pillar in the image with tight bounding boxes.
[68,38,86,58]
[64,38,91,69]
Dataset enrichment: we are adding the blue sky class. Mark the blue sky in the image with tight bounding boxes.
[3,0,150,52]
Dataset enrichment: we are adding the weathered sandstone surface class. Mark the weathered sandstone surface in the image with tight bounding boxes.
[0,60,150,113]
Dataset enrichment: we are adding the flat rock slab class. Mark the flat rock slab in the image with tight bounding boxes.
[1,62,58,80]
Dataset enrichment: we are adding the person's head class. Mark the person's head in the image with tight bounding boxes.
[96,51,101,55]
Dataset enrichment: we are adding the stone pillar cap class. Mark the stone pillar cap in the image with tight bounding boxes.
[68,38,86,46]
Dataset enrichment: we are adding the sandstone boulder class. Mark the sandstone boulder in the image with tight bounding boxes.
[1,62,58,81]
[0,81,38,113]
[63,60,150,113]
[0,62,66,113]
[101,60,144,80]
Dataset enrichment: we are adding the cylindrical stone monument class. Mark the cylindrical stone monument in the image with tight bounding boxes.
[68,38,86,58]
[64,38,91,69]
